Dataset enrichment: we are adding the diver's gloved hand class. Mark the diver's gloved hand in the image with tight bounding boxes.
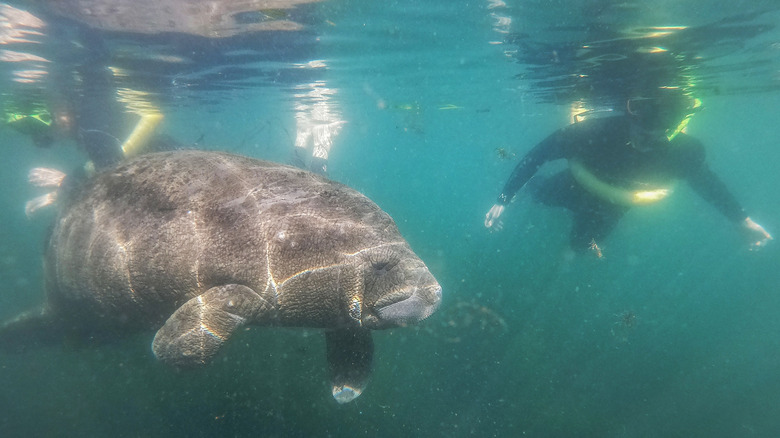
[742,217,773,250]
[484,204,505,231]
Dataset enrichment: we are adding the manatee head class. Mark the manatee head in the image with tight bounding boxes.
[264,180,441,330]
[356,243,442,330]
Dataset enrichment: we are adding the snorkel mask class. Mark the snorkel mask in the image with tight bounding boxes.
[627,88,701,142]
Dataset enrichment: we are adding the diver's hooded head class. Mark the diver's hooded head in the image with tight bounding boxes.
[626,87,699,151]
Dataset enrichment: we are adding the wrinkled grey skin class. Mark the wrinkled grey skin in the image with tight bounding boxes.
[2,150,441,403]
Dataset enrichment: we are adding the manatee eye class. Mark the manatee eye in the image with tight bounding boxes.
[372,261,391,276]
[370,257,399,277]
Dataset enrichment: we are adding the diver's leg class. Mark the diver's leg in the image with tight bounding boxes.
[531,170,626,253]
[74,28,125,169]
[79,129,123,168]
[569,202,626,253]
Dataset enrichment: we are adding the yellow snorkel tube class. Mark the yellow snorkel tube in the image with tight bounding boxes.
[120,112,164,158]
[114,82,164,158]
[665,97,702,141]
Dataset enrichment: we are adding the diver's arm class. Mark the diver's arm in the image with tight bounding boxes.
[485,132,565,229]
[686,164,772,249]
[686,164,746,222]
[496,139,558,205]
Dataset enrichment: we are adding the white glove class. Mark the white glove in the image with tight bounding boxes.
[484,204,505,231]
[743,217,773,250]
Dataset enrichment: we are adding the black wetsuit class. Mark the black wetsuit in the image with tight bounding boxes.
[73,27,127,170]
[496,116,746,250]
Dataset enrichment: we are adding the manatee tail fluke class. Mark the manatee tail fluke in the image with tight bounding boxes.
[0,307,62,352]
[25,167,67,217]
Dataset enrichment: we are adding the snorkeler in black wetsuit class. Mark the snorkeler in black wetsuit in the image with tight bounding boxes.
[6,26,165,171]
[484,88,773,254]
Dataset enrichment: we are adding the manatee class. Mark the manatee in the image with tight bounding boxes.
[1,150,442,403]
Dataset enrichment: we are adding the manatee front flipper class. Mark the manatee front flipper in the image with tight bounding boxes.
[326,328,374,404]
[152,284,274,367]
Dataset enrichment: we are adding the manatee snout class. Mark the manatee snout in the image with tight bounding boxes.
[374,269,441,327]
